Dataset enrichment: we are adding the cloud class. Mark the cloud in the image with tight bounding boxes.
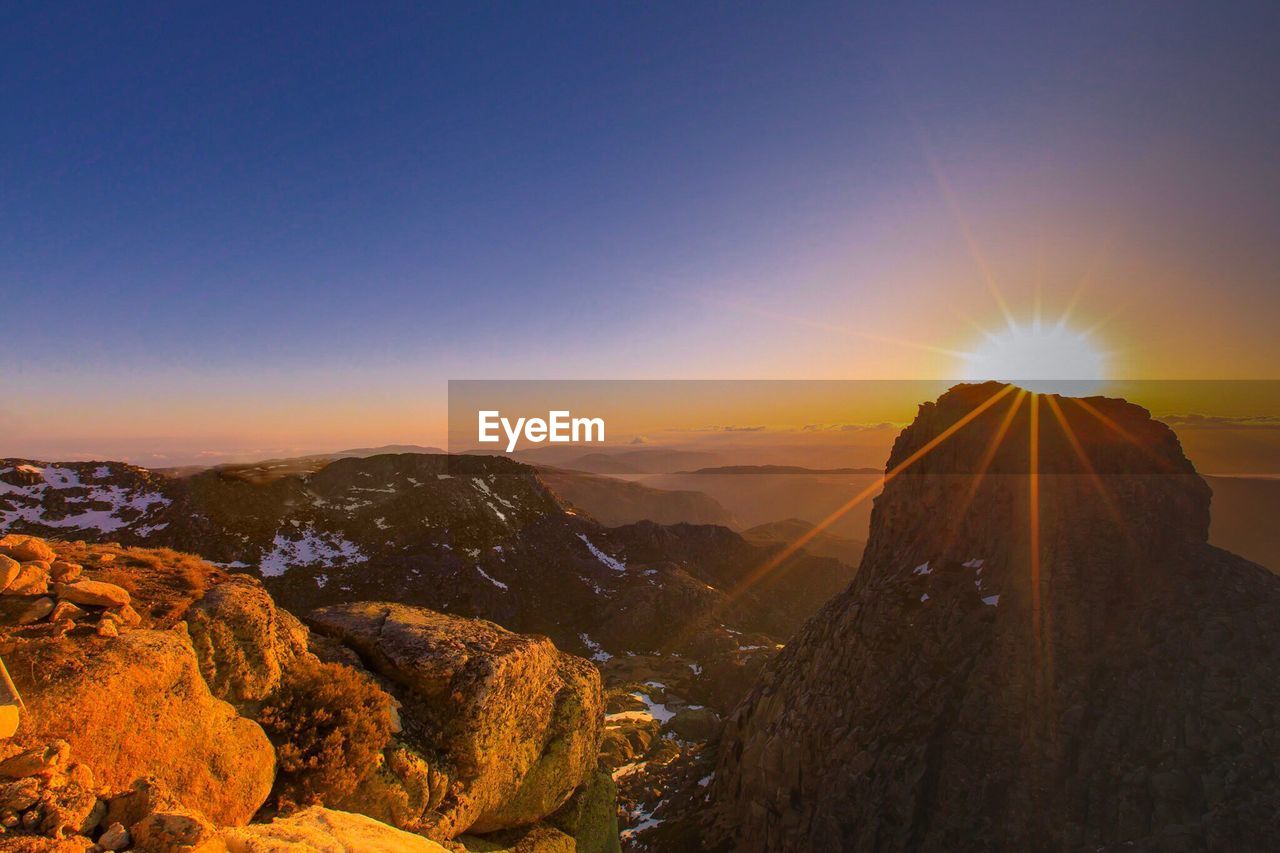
[665,425,767,433]
[801,422,899,432]
[1159,414,1280,430]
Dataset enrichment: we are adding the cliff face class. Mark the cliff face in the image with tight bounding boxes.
[711,383,1280,851]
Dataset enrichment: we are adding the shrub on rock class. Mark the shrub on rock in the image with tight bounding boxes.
[257,658,394,810]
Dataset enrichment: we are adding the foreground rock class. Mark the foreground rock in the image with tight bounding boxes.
[186,576,313,704]
[8,627,275,825]
[710,384,1280,851]
[309,603,604,838]
[224,806,449,852]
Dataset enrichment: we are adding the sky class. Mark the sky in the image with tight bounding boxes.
[3,1,1280,463]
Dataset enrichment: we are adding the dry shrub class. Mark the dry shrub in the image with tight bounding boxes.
[53,542,221,626]
[257,658,394,810]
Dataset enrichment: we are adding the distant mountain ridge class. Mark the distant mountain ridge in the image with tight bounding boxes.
[678,464,882,475]
[0,453,850,700]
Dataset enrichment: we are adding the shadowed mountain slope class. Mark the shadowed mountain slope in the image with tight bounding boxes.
[709,383,1280,852]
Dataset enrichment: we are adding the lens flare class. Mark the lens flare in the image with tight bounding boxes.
[959,322,1106,395]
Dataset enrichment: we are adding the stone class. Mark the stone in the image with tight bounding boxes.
[3,565,49,597]
[0,778,42,811]
[130,808,224,852]
[35,774,101,838]
[309,603,604,837]
[0,743,70,780]
[108,604,141,627]
[50,581,130,608]
[662,708,721,742]
[96,619,118,638]
[0,536,56,564]
[0,557,21,593]
[222,806,450,852]
[97,823,129,851]
[10,629,274,825]
[48,563,81,584]
[48,601,84,624]
[15,598,55,626]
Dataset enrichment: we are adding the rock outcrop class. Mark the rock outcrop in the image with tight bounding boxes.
[224,805,450,852]
[309,603,605,838]
[185,576,313,704]
[0,534,623,849]
[710,383,1280,851]
[9,627,275,826]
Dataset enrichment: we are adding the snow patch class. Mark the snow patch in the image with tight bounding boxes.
[578,633,612,662]
[475,566,508,591]
[578,534,626,572]
[259,528,366,578]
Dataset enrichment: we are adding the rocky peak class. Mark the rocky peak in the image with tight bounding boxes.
[709,384,1280,851]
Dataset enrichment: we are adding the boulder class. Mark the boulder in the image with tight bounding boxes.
[131,808,224,852]
[48,563,80,584]
[309,603,604,837]
[662,707,720,742]
[0,557,21,592]
[0,537,56,565]
[223,806,450,852]
[185,576,312,704]
[4,565,49,597]
[15,598,55,626]
[50,581,129,608]
[9,628,274,825]
[546,770,622,853]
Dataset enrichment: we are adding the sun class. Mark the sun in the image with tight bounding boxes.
[959,321,1107,395]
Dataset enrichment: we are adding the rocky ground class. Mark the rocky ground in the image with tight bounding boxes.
[0,533,621,852]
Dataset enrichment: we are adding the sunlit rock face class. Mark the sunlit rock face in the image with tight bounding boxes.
[710,382,1280,852]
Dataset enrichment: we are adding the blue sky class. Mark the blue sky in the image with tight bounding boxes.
[3,1,1279,460]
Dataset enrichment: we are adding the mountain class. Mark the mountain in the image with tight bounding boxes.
[641,466,884,541]
[558,449,728,475]
[680,465,881,475]
[536,467,737,528]
[741,518,864,565]
[707,383,1280,851]
[0,454,841,690]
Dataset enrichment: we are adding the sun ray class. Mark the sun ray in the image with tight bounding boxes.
[724,383,1019,603]
[1029,392,1042,665]
[1044,395,1129,528]
[1068,397,1175,471]
[715,296,971,359]
[935,389,1028,557]
[1057,229,1121,332]
[916,139,1016,330]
